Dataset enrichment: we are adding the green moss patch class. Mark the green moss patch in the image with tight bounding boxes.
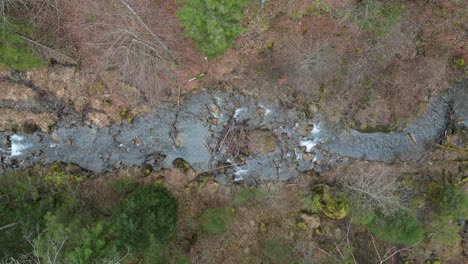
[0,21,47,71]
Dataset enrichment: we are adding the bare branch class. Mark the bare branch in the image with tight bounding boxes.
[371,234,383,263]
[339,163,403,215]
[0,222,18,231]
[371,234,418,264]
[316,246,343,264]
[19,34,77,65]
[119,0,169,51]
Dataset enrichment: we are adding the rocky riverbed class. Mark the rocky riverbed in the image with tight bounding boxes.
[1,80,467,184]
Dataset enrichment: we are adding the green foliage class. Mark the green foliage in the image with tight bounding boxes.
[367,210,424,245]
[355,0,404,37]
[44,171,82,188]
[0,20,46,71]
[0,171,57,257]
[200,207,232,233]
[0,168,179,261]
[351,205,376,226]
[34,212,72,262]
[109,177,138,194]
[142,235,169,264]
[303,195,320,213]
[175,255,191,264]
[427,216,462,251]
[262,239,292,263]
[310,185,350,219]
[289,0,333,20]
[234,188,266,205]
[112,185,178,251]
[68,221,118,264]
[428,184,468,218]
[453,57,465,71]
[34,213,116,264]
[177,0,249,57]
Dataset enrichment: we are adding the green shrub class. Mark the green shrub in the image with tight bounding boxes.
[234,188,266,205]
[428,184,468,219]
[175,255,191,264]
[262,239,293,263]
[0,171,57,257]
[33,212,117,264]
[367,210,424,245]
[1,169,179,260]
[177,0,249,57]
[351,205,376,226]
[200,207,232,233]
[112,185,178,251]
[109,177,138,194]
[67,221,116,263]
[0,21,46,71]
[427,216,462,251]
[303,195,320,213]
[142,235,169,264]
[354,0,404,37]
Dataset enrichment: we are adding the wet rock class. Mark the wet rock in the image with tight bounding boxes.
[214,173,230,185]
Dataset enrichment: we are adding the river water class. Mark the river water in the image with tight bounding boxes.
[1,80,466,184]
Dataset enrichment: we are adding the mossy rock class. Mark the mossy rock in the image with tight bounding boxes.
[445,129,467,149]
[172,158,192,171]
[310,185,350,219]
[196,172,213,189]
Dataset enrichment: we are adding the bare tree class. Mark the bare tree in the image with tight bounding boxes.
[80,0,175,104]
[371,234,417,264]
[339,163,403,215]
[26,0,63,35]
[277,35,341,105]
[2,0,179,103]
[0,0,63,33]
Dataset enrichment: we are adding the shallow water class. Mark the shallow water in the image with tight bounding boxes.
[1,80,467,183]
